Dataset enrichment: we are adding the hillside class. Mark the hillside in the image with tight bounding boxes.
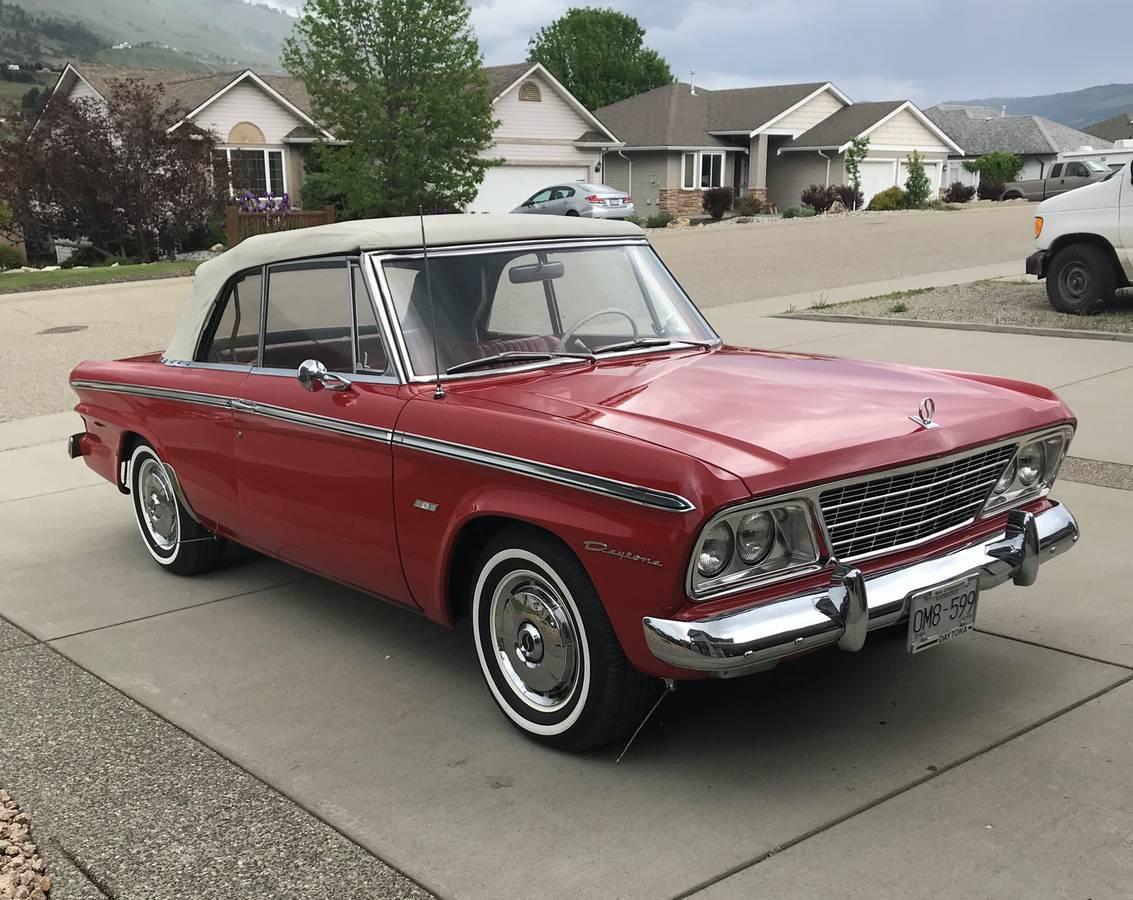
[947,83,1133,130]
[10,0,293,71]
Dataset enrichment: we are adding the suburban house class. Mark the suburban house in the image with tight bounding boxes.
[595,81,961,211]
[48,61,619,214]
[1085,111,1133,143]
[925,105,1111,181]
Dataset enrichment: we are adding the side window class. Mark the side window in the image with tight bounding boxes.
[199,270,262,364]
[1064,162,1087,177]
[529,189,553,205]
[489,254,555,335]
[352,264,388,374]
[1049,163,1063,178]
[262,261,352,371]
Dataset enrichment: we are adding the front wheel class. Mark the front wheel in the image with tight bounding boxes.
[1046,243,1116,314]
[471,528,655,751]
[129,443,225,575]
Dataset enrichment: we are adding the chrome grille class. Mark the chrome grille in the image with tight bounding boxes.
[819,444,1018,559]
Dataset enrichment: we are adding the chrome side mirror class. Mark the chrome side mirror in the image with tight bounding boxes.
[297,358,352,392]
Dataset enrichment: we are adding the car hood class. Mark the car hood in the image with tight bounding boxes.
[464,348,1071,495]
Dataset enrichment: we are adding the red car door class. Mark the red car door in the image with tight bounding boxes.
[231,258,414,606]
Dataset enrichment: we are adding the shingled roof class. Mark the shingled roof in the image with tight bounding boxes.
[785,100,904,149]
[595,81,832,148]
[925,105,1110,155]
[1084,110,1133,143]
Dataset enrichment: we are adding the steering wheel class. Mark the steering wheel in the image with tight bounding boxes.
[560,307,638,351]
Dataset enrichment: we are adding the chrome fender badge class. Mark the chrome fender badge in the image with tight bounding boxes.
[583,541,662,567]
[909,397,938,430]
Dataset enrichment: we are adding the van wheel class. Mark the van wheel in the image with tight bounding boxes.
[1046,244,1115,315]
[129,443,225,575]
[471,527,655,751]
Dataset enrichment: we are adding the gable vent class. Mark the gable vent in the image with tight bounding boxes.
[518,81,542,102]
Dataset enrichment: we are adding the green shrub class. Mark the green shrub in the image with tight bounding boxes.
[644,210,675,228]
[701,186,733,220]
[963,151,1024,184]
[903,151,933,208]
[735,194,765,216]
[782,205,817,219]
[868,186,906,211]
[0,244,23,270]
[623,214,645,227]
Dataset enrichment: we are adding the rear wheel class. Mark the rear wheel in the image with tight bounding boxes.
[129,443,225,575]
[1002,191,1023,200]
[565,209,580,217]
[471,527,654,751]
[1046,243,1116,314]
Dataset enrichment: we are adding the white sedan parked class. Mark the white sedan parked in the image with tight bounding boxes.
[512,183,635,219]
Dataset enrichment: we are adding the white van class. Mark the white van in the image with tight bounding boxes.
[1026,161,1133,314]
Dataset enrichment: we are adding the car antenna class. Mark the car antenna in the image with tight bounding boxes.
[419,205,445,399]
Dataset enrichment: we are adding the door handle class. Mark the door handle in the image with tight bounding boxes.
[230,398,257,412]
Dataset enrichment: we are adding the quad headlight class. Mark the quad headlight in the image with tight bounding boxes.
[690,500,821,599]
[982,427,1073,516]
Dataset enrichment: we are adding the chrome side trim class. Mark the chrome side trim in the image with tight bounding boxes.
[646,502,1078,677]
[70,380,688,511]
[70,380,233,409]
[393,431,696,513]
[162,463,203,524]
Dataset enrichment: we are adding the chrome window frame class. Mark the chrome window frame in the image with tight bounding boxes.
[364,237,722,385]
[686,424,1075,602]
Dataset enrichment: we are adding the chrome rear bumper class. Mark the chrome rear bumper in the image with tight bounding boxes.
[643,504,1078,678]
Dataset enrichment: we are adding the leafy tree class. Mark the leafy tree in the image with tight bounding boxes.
[528,7,673,110]
[842,136,870,209]
[903,151,932,208]
[0,79,227,260]
[283,0,498,218]
[963,151,1024,184]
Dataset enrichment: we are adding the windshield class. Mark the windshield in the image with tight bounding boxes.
[1083,160,1109,174]
[377,243,718,378]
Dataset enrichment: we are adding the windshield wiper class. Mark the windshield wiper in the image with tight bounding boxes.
[445,350,596,375]
[590,337,710,355]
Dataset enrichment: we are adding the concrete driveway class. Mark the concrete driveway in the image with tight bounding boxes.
[3,298,1132,897]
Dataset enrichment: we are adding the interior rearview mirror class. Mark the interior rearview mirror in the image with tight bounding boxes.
[509,261,565,284]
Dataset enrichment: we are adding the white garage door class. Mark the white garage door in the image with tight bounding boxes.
[860,159,897,206]
[469,165,590,214]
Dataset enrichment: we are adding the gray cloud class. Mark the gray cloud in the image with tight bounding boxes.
[259,0,1133,104]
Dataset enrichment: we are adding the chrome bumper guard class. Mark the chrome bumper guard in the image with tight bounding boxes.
[643,504,1078,678]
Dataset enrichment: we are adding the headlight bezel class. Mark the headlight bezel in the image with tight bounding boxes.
[980,425,1073,518]
[687,498,824,601]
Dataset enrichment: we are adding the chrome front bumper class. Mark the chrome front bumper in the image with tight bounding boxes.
[643,504,1078,678]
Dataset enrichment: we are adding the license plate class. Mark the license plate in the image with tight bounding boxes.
[609,198,622,205]
[907,576,979,654]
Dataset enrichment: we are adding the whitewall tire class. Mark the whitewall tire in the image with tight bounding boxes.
[471,527,654,751]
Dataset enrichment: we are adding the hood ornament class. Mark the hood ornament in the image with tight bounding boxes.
[909,397,938,430]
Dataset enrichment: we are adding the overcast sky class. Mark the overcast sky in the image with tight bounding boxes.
[255,0,1130,104]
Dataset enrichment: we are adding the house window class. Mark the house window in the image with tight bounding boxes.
[681,151,725,189]
[226,148,286,197]
[518,81,542,102]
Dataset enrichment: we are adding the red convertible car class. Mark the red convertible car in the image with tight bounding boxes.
[69,216,1079,750]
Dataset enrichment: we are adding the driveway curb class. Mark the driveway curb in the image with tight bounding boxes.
[776,312,1133,343]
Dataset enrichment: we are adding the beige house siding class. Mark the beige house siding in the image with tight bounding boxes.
[867,108,950,151]
[767,148,840,209]
[769,89,846,134]
[67,76,106,109]
[189,80,305,144]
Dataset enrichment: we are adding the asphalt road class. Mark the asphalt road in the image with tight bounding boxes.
[2,302,1132,898]
[0,203,1034,421]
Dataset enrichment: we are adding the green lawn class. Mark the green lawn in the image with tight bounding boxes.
[0,261,201,294]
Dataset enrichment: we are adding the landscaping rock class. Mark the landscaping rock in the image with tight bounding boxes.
[39,266,60,272]
[0,793,50,899]
[667,217,691,229]
[828,200,847,214]
[210,243,225,252]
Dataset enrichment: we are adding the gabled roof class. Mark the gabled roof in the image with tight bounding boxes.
[487,61,620,144]
[925,105,1110,155]
[1084,110,1133,143]
[783,99,963,154]
[595,81,842,149]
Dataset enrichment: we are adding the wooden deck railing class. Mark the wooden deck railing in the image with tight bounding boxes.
[225,205,336,248]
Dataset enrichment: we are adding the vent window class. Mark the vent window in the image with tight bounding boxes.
[518,81,542,102]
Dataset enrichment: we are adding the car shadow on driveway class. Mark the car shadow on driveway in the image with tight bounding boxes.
[47,565,1127,900]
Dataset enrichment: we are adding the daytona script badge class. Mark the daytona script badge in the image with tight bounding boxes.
[583,541,663,567]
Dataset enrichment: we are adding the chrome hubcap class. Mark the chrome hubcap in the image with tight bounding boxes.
[137,458,178,550]
[490,570,580,710]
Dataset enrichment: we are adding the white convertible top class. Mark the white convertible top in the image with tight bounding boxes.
[166,215,645,362]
